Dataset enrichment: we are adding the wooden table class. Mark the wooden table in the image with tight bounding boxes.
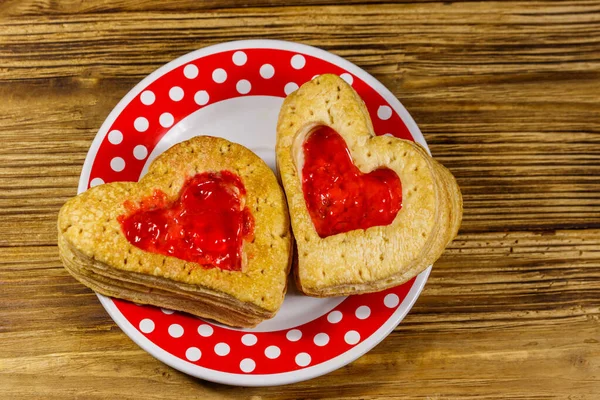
[2,1,599,398]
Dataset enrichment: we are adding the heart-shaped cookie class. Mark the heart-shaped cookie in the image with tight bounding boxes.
[58,136,292,327]
[276,74,462,297]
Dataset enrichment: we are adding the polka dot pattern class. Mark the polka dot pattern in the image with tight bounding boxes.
[118,279,414,375]
[86,47,419,377]
[90,48,411,186]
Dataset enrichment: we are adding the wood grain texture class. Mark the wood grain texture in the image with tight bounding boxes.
[0,0,599,398]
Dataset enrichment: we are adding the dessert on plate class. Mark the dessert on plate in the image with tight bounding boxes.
[276,74,462,297]
[58,136,292,328]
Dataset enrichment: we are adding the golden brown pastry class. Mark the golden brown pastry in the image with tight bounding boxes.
[58,136,292,327]
[276,74,462,297]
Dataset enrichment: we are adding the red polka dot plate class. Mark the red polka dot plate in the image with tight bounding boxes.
[79,40,431,386]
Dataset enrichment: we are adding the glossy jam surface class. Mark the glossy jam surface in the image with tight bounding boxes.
[118,171,254,271]
[302,126,402,238]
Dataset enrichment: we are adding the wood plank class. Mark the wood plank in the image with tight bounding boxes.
[1,0,599,397]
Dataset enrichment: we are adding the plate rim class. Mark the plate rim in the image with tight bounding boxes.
[80,39,431,386]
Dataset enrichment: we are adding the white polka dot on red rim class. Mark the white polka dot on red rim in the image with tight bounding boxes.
[295,352,311,367]
[377,105,393,120]
[139,318,154,334]
[284,82,299,95]
[134,117,149,132]
[340,73,353,85]
[232,51,247,66]
[384,293,400,308]
[240,358,255,373]
[159,112,175,128]
[110,157,125,172]
[161,308,175,315]
[241,333,257,346]
[186,347,201,362]
[183,64,199,79]
[286,329,302,342]
[168,324,184,338]
[236,79,251,95]
[260,64,275,79]
[108,130,123,145]
[133,145,148,160]
[194,90,210,106]
[327,310,343,324]
[212,68,227,83]
[214,342,230,356]
[345,330,361,345]
[314,333,329,347]
[169,86,184,102]
[140,90,155,105]
[291,54,306,69]
[265,345,281,359]
[197,324,213,337]
[90,177,104,187]
[355,305,371,320]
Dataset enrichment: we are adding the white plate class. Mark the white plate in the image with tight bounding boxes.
[78,39,431,386]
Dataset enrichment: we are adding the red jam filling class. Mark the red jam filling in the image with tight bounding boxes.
[118,171,254,271]
[301,126,402,238]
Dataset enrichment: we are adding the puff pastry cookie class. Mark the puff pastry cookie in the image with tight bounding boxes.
[58,136,292,327]
[276,74,462,297]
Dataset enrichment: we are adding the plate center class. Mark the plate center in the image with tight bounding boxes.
[142,95,346,332]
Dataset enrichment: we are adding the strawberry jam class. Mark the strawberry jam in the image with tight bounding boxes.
[302,126,402,238]
[118,171,254,271]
